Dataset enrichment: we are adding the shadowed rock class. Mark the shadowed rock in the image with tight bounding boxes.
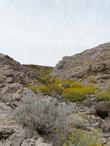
[95,102,110,119]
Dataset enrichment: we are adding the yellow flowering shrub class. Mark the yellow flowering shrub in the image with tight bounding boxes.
[61,79,84,88]
[25,83,52,95]
[88,75,97,84]
[95,88,110,100]
[25,83,38,91]
[62,83,95,101]
[26,78,97,101]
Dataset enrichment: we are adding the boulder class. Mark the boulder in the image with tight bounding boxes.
[95,102,110,119]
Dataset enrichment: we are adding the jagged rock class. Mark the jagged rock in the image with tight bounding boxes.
[0,128,14,140]
[0,121,26,146]
[0,83,24,104]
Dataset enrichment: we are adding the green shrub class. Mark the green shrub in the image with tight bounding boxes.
[62,83,95,101]
[62,91,86,101]
[14,89,102,146]
[37,85,52,95]
[61,80,84,88]
[26,79,96,101]
[84,83,96,94]
[25,83,38,91]
[25,77,63,96]
[88,75,97,83]
[25,83,52,95]
[95,88,110,101]
[27,64,53,75]
[62,129,102,146]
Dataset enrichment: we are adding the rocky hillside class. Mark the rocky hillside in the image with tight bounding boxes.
[24,64,53,85]
[1,44,110,146]
[0,53,29,85]
[51,42,110,88]
[0,54,54,146]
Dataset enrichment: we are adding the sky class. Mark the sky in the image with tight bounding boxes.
[0,0,110,66]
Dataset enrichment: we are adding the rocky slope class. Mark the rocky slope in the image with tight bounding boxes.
[1,43,110,146]
[0,53,52,146]
[51,42,110,88]
[0,53,29,86]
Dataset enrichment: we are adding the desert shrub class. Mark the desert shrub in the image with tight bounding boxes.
[37,84,63,96]
[26,79,96,101]
[25,78,63,96]
[37,75,49,85]
[27,64,53,75]
[62,129,102,146]
[67,114,85,129]
[25,83,38,91]
[62,89,85,101]
[14,92,72,140]
[95,88,110,100]
[49,78,63,95]
[26,64,53,85]
[88,75,97,83]
[83,83,96,94]
[50,78,62,86]
[62,83,95,101]
[37,85,52,95]
[61,80,83,88]
[25,83,52,95]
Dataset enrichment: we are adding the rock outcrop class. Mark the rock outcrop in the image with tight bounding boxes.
[51,42,110,87]
[0,53,53,146]
[95,102,110,119]
[1,44,110,145]
[0,53,29,85]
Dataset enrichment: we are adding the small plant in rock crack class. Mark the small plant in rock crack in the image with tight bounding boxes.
[14,91,72,138]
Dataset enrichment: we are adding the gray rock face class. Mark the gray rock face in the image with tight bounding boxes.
[0,53,29,85]
[51,42,110,86]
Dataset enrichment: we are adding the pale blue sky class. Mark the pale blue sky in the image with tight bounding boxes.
[0,0,110,66]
